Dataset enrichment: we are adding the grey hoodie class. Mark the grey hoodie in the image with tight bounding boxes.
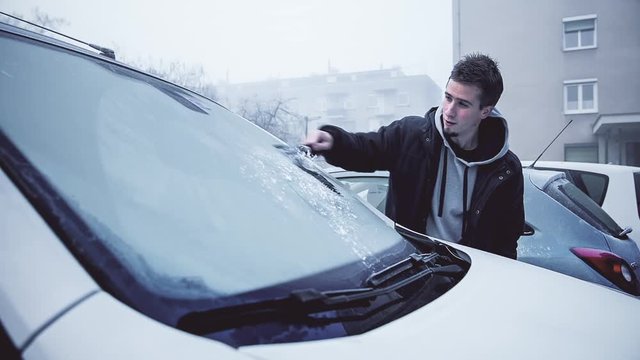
[425,106,510,242]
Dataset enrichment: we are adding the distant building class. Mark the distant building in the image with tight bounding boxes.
[452,0,640,165]
[218,67,442,138]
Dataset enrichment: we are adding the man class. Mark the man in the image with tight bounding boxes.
[304,53,524,259]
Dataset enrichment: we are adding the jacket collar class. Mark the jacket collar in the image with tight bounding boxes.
[428,106,510,166]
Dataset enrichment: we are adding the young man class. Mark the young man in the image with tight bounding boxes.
[304,53,524,259]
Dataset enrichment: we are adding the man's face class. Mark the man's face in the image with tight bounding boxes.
[441,80,493,144]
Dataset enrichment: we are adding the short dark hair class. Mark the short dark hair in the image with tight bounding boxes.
[449,53,503,108]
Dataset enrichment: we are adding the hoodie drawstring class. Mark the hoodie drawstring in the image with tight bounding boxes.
[437,147,470,241]
[461,166,469,239]
[437,148,448,217]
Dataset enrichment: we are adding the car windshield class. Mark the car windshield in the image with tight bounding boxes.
[0,32,406,300]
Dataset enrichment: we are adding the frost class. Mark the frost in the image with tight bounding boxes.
[241,147,374,263]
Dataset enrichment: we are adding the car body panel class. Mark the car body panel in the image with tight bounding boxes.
[240,246,640,360]
[0,169,98,349]
[24,292,249,360]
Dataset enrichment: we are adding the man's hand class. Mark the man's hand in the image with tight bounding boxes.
[303,130,334,152]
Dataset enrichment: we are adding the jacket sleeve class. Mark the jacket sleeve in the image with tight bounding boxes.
[318,118,414,172]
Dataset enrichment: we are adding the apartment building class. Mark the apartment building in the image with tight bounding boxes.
[218,67,441,139]
[452,0,640,165]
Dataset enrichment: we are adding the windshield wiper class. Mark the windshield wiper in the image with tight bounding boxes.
[394,223,471,266]
[619,226,633,237]
[177,253,464,335]
[274,144,341,194]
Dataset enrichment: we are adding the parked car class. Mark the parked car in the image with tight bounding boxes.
[522,160,640,244]
[330,167,640,296]
[3,21,640,360]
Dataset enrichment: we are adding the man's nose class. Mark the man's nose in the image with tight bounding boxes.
[444,103,455,117]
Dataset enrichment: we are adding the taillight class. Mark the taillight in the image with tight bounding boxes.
[571,247,640,296]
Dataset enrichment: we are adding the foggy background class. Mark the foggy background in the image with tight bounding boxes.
[0,0,454,88]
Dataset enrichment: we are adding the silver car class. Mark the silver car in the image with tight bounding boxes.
[330,167,640,296]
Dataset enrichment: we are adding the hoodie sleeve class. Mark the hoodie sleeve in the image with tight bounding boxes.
[318,116,424,172]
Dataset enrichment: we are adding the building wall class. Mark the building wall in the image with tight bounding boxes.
[452,0,640,164]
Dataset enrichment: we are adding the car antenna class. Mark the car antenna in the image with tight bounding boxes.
[0,11,116,59]
[528,119,573,168]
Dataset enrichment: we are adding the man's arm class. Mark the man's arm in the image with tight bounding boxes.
[303,117,422,172]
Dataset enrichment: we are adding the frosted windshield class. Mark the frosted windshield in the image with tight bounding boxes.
[0,35,401,298]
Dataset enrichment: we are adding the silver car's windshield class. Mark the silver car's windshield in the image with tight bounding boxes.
[0,33,401,299]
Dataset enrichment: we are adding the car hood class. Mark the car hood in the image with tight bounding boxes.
[239,243,640,360]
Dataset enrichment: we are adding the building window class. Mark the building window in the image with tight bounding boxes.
[563,15,597,50]
[565,143,598,163]
[344,97,355,110]
[319,98,327,112]
[626,142,640,167]
[367,94,380,108]
[326,93,345,110]
[564,79,597,114]
[397,92,410,106]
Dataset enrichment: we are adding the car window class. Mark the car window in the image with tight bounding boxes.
[634,172,640,219]
[0,33,406,300]
[567,170,608,206]
[338,176,388,212]
[543,177,625,238]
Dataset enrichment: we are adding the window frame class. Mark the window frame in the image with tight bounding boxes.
[634,172,640,220]
[566,170,609,206]
[564,79,598,114]
[563,14,597,51]
[564,143,599,163]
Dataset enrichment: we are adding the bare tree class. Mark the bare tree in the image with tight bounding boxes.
[31,8,69,31]
[114,51,220,103]
[2,8,69,33]
[131,59,218,100]
[2,9,217,101]
[235,97,305,144]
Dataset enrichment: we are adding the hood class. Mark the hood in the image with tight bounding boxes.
[433,106,510,167]
[239,245,640,360]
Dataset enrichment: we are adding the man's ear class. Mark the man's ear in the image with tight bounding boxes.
[480,106,493,119]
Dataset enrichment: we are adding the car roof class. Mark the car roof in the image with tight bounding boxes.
[0,20,110,61]
[522,167,567,190]
[522,160,640,174]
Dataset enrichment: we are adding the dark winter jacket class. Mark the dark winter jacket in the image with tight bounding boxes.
[320,107,524,259]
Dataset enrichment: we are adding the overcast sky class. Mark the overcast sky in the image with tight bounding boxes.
[1,0,453,87]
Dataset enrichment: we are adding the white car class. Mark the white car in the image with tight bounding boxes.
[523,161,640,244]
[2,21,640,360]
